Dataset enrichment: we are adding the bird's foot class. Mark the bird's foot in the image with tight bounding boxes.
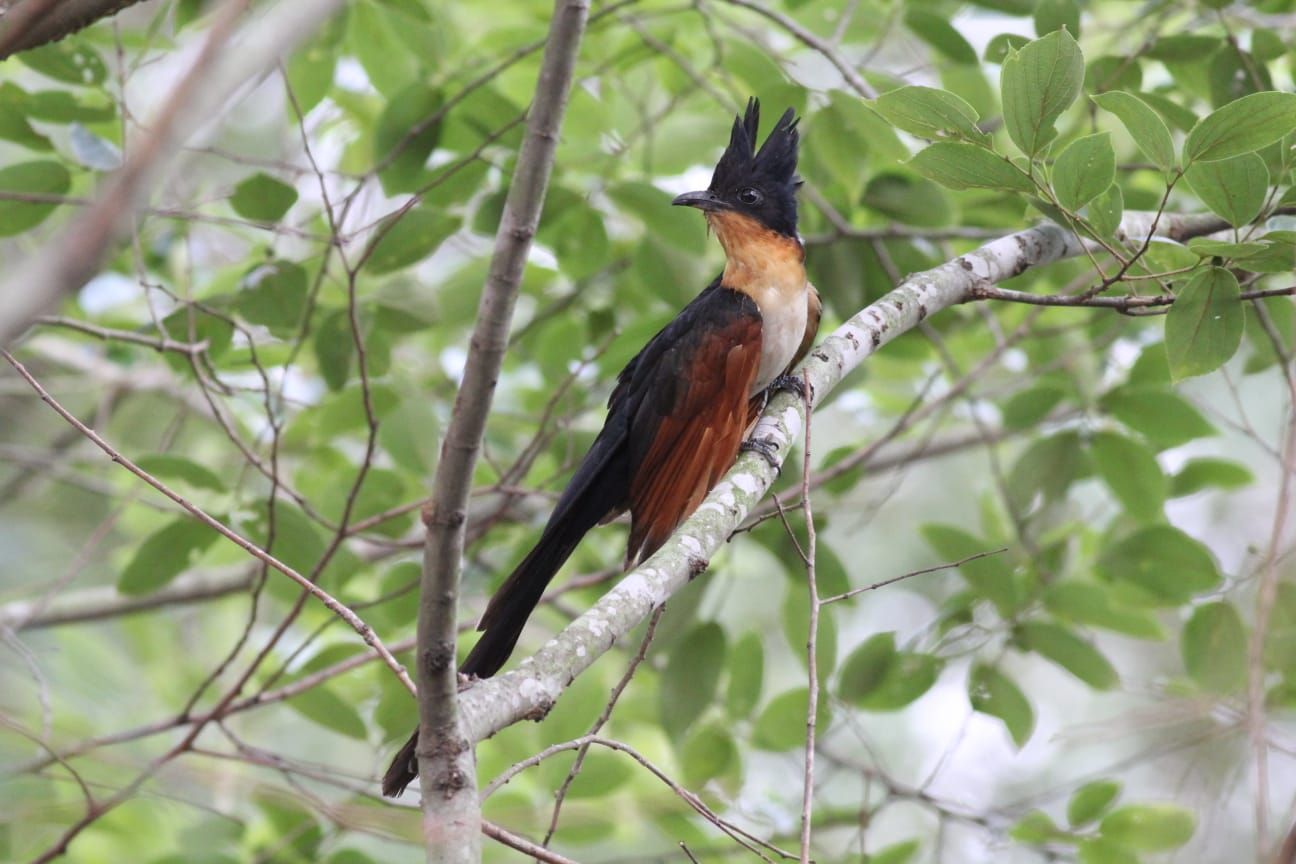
[769,373,809,401]
[740,437,782,472]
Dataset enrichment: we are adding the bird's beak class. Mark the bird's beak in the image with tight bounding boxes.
[671,190,727,212]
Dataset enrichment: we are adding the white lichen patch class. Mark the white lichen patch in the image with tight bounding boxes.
[730,472,760,495]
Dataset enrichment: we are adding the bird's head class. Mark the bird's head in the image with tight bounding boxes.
[672,98,801,239]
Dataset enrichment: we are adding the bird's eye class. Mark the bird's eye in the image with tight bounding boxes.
[737,187,763,205]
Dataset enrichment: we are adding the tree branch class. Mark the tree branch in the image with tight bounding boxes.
[452,210,1227,744]
[0,0,147,59]
[413,0,590,858]
[0,0,350,347]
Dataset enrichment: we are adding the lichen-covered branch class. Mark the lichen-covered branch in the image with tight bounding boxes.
[456,209,1228,742]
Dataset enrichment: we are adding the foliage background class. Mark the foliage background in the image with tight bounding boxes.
[1,0,1294,862]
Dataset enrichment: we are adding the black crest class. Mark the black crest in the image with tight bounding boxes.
[708,98,801,236]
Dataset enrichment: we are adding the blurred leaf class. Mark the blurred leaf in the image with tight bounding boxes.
[985,33,1030,64]
[1017,620,1118,688]
[1182,601,1246,693]
[1098,387,1215,448]
[1008,430,1086,511]
[969,664,1034,747]
[1011,810,1060,843]
[19,43,107,85]
[864,839,920,864]
[1184,152,1269,227]
[119,518,219,595]
[374,84,443,195]
[1089,430,1165,520]
[909,142,1034,192]
[1096,525,1220,605]
[1170,458,1253,496]
[660,622,725,738]
[314,309,353,391]
[1085,55,1141,94]
[726,631,763,719]
[1033,0,1078,37]
[285,38,335,113]
[1185,91,1296,163]
[921,523,1016,614]
[364,207,458,274]
[238,261,308,335]
[839,633,942,710]
[286,685,368,740]
[862,173,951,226]
[681,723,738,787]
[753,687,828,751]
[1100,804,1195,850]
[1045,582,1165,639]
[231,173,299,222]
[1091,91,1175,171]
[0,160,69,235]
[1052,132,1115,210]
[1087,182,1122,239]
[134,455,227,492]
[1078,838,1139,864]
[1001,384,1066,429]
[1001,29,1085,157]
[904,10,978,64]
[1165,267,1243,379]
[1069,780,1122,826]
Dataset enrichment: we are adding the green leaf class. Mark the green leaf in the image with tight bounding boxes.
[680,723,738,787]
[1185,91,1296,163]
[0,160,70,235]
[1089,431,1165,520]
[1033,0,1079,37]
[134,455,227,492]
[726,632,763,719]
[1052,132,1115,210]
[230,173,298,222]
[1182,601,1246,693]
[1184,152,1269,227]
[904,10,978,64]
[1017,621,1118,689]
[985,33,1031,64]
[238,261,308,335]
[1091,91,1175,172]
[753,687,829,751]
[1044,582,1165,640]
[921,523,1016,615]
[969,664,1034,747]
[1078,838,1139,864]
[1010,810,1061,843]
[286,686,368,740]
[839,632,942,710]
[909,142,1034,193]
[660,622,725,738]
[1164,267,1243,379]
[119,518,219,595]
[1170,458,1253,497]
[314,309,353,391]
[374,84,443,195]
[1001,384,1066,429]
[1001,29,1085,157]
[19,43,108,85]
[1087,182,1123,240]
[1096,525,1220,606]
[1068,780,1122,826]
[1098,387,1216,449]
[862,174,952,227]
[285,39,335,114]
[865,840,920,864]
[1100,804,1195,850]
[364,207,458,274]
[872,86,986,142]
[1007,430,1085,512]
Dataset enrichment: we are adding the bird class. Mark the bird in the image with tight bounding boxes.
[382,98,821,797]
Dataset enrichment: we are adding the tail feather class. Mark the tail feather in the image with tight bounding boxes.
[380,440,627,797]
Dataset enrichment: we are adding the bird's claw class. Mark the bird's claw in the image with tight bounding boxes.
[740,437,782,472]
[769,374,809,401]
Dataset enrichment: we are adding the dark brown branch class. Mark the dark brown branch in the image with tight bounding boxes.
[412,0,590,856]
[0,0,147,60]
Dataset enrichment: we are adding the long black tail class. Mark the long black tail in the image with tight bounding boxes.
[381,439,627,797]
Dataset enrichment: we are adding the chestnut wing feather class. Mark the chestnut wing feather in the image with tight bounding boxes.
[623,287,763,564]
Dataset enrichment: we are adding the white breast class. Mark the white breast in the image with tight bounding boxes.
[747,277,808,394]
